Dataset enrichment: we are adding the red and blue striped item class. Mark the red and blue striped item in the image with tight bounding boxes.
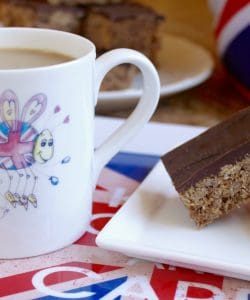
[209,0,250,100]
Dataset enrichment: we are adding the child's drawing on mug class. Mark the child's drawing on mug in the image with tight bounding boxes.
[0,89,70,211]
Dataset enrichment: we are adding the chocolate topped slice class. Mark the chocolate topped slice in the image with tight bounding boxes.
[163,106,250,192]
[162,106,250,228]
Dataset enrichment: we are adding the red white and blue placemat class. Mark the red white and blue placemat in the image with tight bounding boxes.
[2,150,250,300]
[1,117,250,299]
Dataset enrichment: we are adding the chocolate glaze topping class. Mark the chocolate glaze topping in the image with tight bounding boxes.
[88,3,164,21]
[162,106,250,192]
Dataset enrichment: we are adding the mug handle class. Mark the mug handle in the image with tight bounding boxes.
[94,48,160,183]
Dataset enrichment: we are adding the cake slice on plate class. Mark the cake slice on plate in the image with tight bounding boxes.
[162,106,250,228]
[82,2,164,90]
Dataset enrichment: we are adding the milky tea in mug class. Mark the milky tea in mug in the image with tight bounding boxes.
[0,48,73,69]
[0,28,160,259]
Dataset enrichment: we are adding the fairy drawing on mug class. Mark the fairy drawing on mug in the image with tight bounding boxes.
[0,89,70,210]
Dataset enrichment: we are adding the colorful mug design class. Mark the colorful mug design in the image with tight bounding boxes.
[0,89,70,210]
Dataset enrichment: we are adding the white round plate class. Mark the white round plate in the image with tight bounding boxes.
[97,34,214,110]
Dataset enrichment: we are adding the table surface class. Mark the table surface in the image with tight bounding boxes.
[97,66,249,127]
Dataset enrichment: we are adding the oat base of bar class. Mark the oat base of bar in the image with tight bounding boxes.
[181,154,250,228]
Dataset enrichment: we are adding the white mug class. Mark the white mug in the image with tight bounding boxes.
[0,28,160,258]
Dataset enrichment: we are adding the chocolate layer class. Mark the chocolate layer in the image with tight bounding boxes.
[87,3,164,21]
[162,106,250,192]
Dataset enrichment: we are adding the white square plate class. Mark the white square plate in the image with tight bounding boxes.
[96,159,250,281]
